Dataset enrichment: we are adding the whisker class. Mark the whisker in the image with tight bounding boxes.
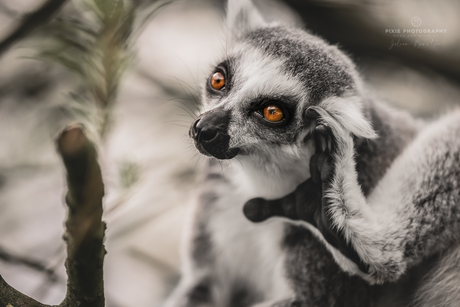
[163,119,193,124]
[174,77,201,112]
[168,103,198,120]
[167,123,190,128]
[169,99,200,117]
[176,114,195,121]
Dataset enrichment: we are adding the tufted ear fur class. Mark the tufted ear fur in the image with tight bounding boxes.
[227,0,267,40]
[318,96,378,140]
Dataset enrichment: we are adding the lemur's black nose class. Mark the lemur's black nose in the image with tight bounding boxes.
[190,108,239,160]
[192,118,218,143]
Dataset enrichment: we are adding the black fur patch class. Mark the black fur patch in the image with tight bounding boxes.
[228,280,263,307]
[283,225,376,306]
[187,279,212,305]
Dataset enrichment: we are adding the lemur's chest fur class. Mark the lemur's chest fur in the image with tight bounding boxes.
[203,156,310,303]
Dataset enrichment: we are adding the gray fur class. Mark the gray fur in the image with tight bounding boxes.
[165,0,460,306]
[309,104,460,284]
[413,243,460,307]
[245,27,358,104]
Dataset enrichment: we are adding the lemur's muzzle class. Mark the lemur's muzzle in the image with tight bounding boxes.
[190,108,239,160]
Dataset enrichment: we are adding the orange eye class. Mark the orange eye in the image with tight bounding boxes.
[263,105,284,122]
[211,72,225,90]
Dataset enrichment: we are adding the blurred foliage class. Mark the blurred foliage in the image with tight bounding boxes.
[37,0,171,138]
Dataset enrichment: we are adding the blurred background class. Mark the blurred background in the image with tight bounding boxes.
[0,0,459,306]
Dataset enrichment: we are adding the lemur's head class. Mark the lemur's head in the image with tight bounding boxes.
[190,0,376,168]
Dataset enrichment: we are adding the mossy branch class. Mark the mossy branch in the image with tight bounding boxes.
[0,126,106,307]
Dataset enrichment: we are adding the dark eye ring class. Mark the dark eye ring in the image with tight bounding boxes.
[251,101,291,127]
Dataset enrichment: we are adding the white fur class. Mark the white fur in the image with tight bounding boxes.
[319,96,378,140]
[207,159,310,305]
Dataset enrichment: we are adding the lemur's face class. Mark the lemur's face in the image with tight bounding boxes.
[190,1,369,166]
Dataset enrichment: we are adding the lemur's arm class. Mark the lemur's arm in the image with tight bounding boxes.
[244,107,460,284]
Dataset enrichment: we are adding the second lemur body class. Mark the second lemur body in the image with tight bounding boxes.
[164,1,460,306]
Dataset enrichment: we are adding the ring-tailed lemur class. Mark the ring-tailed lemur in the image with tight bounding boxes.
[163,1,460,306]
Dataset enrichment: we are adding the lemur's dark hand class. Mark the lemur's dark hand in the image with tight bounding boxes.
[243,108,369,273]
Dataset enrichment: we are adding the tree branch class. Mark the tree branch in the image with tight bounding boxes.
[58,126,106,307]
[0,126,106,307]
[0,275,51,307]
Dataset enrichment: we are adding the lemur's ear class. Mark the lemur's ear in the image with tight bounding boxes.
[227,0,266,40]
[319,96,378,140]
